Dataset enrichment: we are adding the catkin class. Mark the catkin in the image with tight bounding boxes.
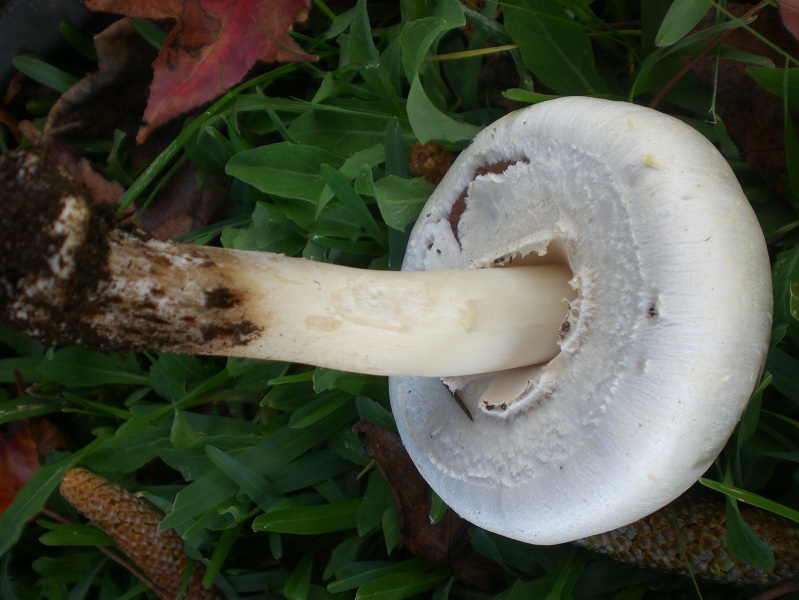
[576,496,799,586]
[59,468,223,599]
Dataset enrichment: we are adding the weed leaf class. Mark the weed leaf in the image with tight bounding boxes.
[253,498,362,534]
[725,499,776,571]
[504,0,609,95]
[655,0,712,47]
[407,75,480,143]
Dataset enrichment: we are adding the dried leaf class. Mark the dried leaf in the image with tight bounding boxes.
[46,19,156,144]
[25,134,126,206]
[83,0,317,142]
[354,422,505,593]
[778,0,799,41]
[60,468,223,599]
[0,421,39,515]
[138,161,226,240]
[28,418,68,457]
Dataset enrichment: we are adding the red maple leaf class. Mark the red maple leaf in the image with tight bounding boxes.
[84,0,316,142]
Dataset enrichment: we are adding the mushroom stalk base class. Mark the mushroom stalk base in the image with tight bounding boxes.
[0,146,575,376]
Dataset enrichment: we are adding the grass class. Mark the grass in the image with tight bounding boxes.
[2,0,799,598]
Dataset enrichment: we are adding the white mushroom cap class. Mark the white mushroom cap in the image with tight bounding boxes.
[389,97,773,544]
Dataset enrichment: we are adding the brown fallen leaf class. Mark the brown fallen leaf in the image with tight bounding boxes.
[0,421,39,515]
[16,125,127,207]
[83,0,317,143]
[354,421,506,593]
[138,161,227,240]
[60,468,223,599]
[0,418,68,515]
[45,18,156,146]
[777,0,799,40]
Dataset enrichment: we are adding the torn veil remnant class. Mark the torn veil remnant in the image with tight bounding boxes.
[0,97,773,546]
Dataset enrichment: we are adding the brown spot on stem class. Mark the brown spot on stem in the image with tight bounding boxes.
[204,286,241,309]
[202,320,259,345]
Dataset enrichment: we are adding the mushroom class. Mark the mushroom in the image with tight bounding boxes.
[390,96,772,544]
[0,97,772,544]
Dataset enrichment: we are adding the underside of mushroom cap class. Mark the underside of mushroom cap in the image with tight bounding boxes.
[389,96,773,544]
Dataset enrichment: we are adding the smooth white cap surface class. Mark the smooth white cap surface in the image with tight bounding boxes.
[389,97,773,544]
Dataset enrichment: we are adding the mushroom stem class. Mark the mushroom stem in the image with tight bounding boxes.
[84,230,572,376]
[0,149,575,377]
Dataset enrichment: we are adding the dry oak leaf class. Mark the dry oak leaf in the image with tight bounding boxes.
[84,0,316,143]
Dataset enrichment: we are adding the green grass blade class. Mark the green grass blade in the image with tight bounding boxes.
[503,0,609,96]
[59,21,97,62]
[407,75,481,143]
[355,569,451,600]
[206,445,281,511]
[320,163,387,247]
[724,498,776,571]
[328,558,430,593]
[227,143,343,203]
[253,498,362,534]
[655,0,712,47]
[11,55,78,93]
[289,392,352,429]
[699,478,799,524]
[119,63,301,211]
